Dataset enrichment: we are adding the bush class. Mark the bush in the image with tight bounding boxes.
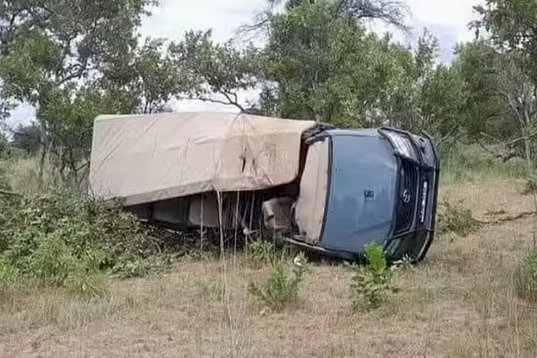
[522,178,537,195]
[245,240,277,269]
[350,244,395,311]
[0,190,168,298]
[514,249,537,302]
[437,200,480,237]
[0,255,22,301]
[28,231,81,286]
[248,253,307,312]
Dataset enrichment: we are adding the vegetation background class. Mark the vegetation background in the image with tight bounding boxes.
[1,0,537,356]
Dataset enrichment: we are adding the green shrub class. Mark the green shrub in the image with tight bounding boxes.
[245,240,277,269]
[350,244,395,311]
[0,190,169,298]
[437,200,480,237]
[248,253,307,312]
[514,249,537,302]
[28,231,80,286]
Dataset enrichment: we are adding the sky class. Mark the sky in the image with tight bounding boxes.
[141,0,483,60]
[7,0,484,127]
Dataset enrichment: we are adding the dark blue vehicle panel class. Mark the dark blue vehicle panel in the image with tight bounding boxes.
[321,134,398,253]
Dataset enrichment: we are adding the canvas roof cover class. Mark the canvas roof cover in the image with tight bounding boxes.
[89,112,317,206]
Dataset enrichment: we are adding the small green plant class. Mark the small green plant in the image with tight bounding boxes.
[245,240,277,268]
[248,253,307,312]
[437,200,480,237]
[350,244,395,311]
[514,249,537,302]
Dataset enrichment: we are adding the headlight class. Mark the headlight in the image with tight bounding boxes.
[383,131,417,160]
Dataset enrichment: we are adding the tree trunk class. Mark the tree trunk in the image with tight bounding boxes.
[38,142,47,187]
[523,127,533,175]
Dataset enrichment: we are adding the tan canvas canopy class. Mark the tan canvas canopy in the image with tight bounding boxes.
[89,112,317,206]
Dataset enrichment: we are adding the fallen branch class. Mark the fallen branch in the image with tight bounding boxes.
[477,140,518,162]
[478,211,536,225]
[480,129,537,147]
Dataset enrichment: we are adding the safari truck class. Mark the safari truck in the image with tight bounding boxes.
[89,112,439,262]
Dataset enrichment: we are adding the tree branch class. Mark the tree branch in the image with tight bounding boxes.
[478,140,509,160]
[437,124,459,146]
[220,91,245,112]
[480,129,537,146]
[179,94,245,112]
[336,0,410,32]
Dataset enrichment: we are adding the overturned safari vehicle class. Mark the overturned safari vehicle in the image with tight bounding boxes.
[89,112,439,262]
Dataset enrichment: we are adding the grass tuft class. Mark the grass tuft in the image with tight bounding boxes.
[245,240,278,269]
[441,145,527,184]
[248,253,307,312]
[437,200,480,237]
[350,244,396,311]
[514,249,537,302]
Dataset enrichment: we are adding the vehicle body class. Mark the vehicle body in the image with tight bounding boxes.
[290,127,439,262]
[89,112,439,262]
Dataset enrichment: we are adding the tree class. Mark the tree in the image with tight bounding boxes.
[261,1,392,126]
[258,2,461,134]
[336,0,409,30]
[365,35,419,129]
[470,0,537,170]
[494,54,537,170]
[103,38,187,114]
[419,64,465,149]
[0,0,157,99]
[10,122,42,156]
[455,41,508,141]
[473,0,537,84]
[169,30,260,112]
[456,41,537,169]
[243,0,409,38]
[0,0,158,181]
[401,29,466,148]
[39,86,131,181]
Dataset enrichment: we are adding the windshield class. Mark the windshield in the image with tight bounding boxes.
[321,134,398,253]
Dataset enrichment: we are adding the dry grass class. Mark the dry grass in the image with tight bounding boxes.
[1,178,537,357]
